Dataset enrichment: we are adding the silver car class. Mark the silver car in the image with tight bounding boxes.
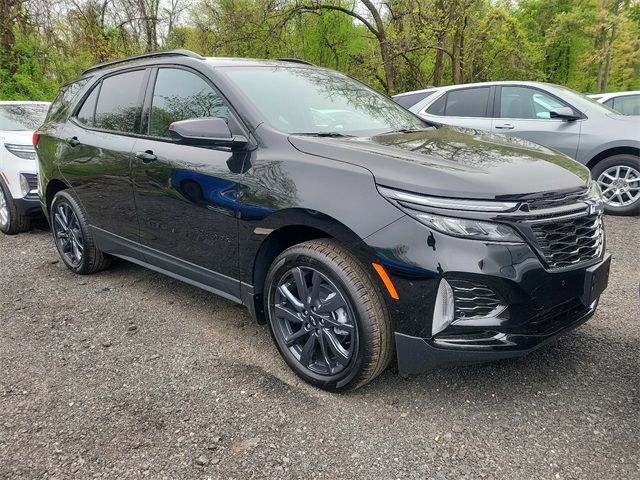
[589,91,640,116]
[394,81,640,215]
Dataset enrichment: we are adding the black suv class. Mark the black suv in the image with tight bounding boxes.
[36,50,611,391]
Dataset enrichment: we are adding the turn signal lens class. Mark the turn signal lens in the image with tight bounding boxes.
[432,279,455,336]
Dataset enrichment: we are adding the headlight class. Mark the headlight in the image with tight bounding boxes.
[415,212,523,242]
[4,143,36,160]
[587,179,603,203]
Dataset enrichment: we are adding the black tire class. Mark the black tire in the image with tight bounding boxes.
[264,239,393,392]
[0,178,31,235]
[50,190,112,274]
[591,154,640,216]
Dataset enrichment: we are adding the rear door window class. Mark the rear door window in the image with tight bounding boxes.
[425,88,491,117]
[76,84,100,127]
[444,87,491,117]
[93,69,146,133]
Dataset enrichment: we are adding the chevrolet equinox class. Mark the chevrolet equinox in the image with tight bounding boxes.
[36,50,611,391]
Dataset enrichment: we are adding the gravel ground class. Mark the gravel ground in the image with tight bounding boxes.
[1,216,638,479]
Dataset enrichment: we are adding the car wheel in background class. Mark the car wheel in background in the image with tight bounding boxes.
[0,178,31,235]
[592,154,640,216]
[264,239,393,392]
[50,190,112,274]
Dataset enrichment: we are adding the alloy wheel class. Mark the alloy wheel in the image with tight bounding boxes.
[0,187,8,228]
[597,165,640,207]
[53,202,84,267]
[272,266,357,376]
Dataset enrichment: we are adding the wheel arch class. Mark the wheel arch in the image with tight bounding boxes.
[246,210,378,324]
[586,146,640,170]
[45,178,71,213]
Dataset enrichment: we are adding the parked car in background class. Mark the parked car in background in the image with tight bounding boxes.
[589,91,640,116]
[0,101,50,234]
[393,82,640,215]
[36,51,610,391]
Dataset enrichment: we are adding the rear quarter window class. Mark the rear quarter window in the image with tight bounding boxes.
[46,78,91,123]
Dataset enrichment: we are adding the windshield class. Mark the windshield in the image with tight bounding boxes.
[0,103,49,131]
[552,85,619,114]
[221,66,426,135]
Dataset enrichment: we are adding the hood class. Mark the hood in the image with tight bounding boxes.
[0,130,34,145]
[289,126,590,200]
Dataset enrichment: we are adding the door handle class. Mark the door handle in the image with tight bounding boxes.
[66,136,80,147]
[494,124,515,130]
[135,150,157,163]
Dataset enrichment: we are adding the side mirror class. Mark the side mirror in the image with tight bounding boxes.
[549,107,580,121]
[169,117,248,150]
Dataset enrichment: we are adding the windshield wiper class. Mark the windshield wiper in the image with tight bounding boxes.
[293,132,352,138]
[381,127,431,135]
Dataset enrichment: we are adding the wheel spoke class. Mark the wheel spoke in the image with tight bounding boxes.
[274,304,303,324]
[292,267,309,305]
[318,330,332,372]
[54,212,68,230]
[299,334,317,367]
[278,284,304,311]
[284,327,309,346]
[71,239,81,261]
[323,329,350,366]
[309,270,322,306]
[317,293,346,314]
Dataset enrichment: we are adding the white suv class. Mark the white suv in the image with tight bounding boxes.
[0,101,50,234]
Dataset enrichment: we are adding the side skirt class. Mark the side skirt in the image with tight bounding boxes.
[92,226,245,305]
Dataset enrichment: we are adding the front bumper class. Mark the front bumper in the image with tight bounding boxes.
[364,214,610,375]
[14,196,43,218]
[395,298,596,374]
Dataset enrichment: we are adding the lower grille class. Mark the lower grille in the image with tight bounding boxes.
[23,173,38,191]
[531,214,603,269]
[449,279,503,319]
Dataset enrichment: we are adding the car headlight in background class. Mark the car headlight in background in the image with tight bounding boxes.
[414,212,523,242]
[4,143,36,160]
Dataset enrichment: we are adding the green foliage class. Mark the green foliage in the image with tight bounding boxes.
[0,29,58,100]
[0,0,638,101]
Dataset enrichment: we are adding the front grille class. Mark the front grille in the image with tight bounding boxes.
[449,279,503,319]
[531,214,603,269]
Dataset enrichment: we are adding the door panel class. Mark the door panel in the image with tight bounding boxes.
[491,86,582,159]
[57,69,148,240]
[131,66,241,290]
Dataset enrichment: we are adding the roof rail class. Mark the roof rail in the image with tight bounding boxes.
[274,58,316,66]
[82,49,205,75]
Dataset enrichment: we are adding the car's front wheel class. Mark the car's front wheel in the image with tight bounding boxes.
[0,178,31,235]
[593,154,640,216]
[264,239,393,392]
[50,190,111,274]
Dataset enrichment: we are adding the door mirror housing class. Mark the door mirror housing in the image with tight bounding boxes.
[169,117,248,149]
[549,106,580,121]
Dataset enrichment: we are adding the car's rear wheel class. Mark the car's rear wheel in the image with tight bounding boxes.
[593,154,640,216]
[0,178,30,235]
[51,190,111,274]
[264,239,393,392]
